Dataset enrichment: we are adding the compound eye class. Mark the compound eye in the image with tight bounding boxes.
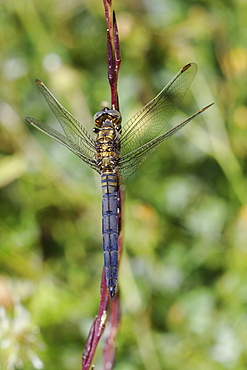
[94,111,105,128]
[107,109,122,124]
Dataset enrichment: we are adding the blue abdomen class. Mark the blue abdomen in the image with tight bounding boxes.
[101,173,119,298]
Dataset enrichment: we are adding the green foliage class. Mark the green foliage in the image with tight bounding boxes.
[1,0,247,369]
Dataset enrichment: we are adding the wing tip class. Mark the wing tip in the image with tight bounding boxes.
[181,63,192,72]
[200,102,214,112]
[181,62,198,74]
[25,116,32,124]
[36,79,43,86]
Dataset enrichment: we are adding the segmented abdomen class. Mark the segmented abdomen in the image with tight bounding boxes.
[101,172,119,298]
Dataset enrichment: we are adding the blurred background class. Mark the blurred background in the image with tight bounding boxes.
[0,0,247,369]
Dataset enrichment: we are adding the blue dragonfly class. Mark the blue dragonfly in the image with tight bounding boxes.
[26,63,213,298]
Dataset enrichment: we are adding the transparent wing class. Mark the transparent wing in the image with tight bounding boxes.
[120,63,197,155]
[118,103,213,183]
[33,80,96,160]
[26,116,100,173]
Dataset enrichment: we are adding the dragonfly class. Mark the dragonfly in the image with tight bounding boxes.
[26,62,213,299]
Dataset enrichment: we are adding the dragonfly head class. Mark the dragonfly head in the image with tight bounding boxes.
[94,107,122,129]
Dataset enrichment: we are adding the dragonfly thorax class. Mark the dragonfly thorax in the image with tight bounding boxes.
[94,107,121,128]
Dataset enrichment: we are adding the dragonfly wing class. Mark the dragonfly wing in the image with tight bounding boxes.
[118,103,213,183]
[35,80,96,160]
[120,63,197,155]
[26,116,99,173]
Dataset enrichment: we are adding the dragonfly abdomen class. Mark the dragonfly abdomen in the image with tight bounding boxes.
[101,172,119,299]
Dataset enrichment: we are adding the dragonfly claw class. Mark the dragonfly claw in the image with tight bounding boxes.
[109,286,116,299]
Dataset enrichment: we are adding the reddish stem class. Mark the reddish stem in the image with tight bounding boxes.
[82,2,122,368]
[104,1,121,111]
[82,270,109,369]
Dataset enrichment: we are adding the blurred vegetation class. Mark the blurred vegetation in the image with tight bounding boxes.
[0,0,247,369]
